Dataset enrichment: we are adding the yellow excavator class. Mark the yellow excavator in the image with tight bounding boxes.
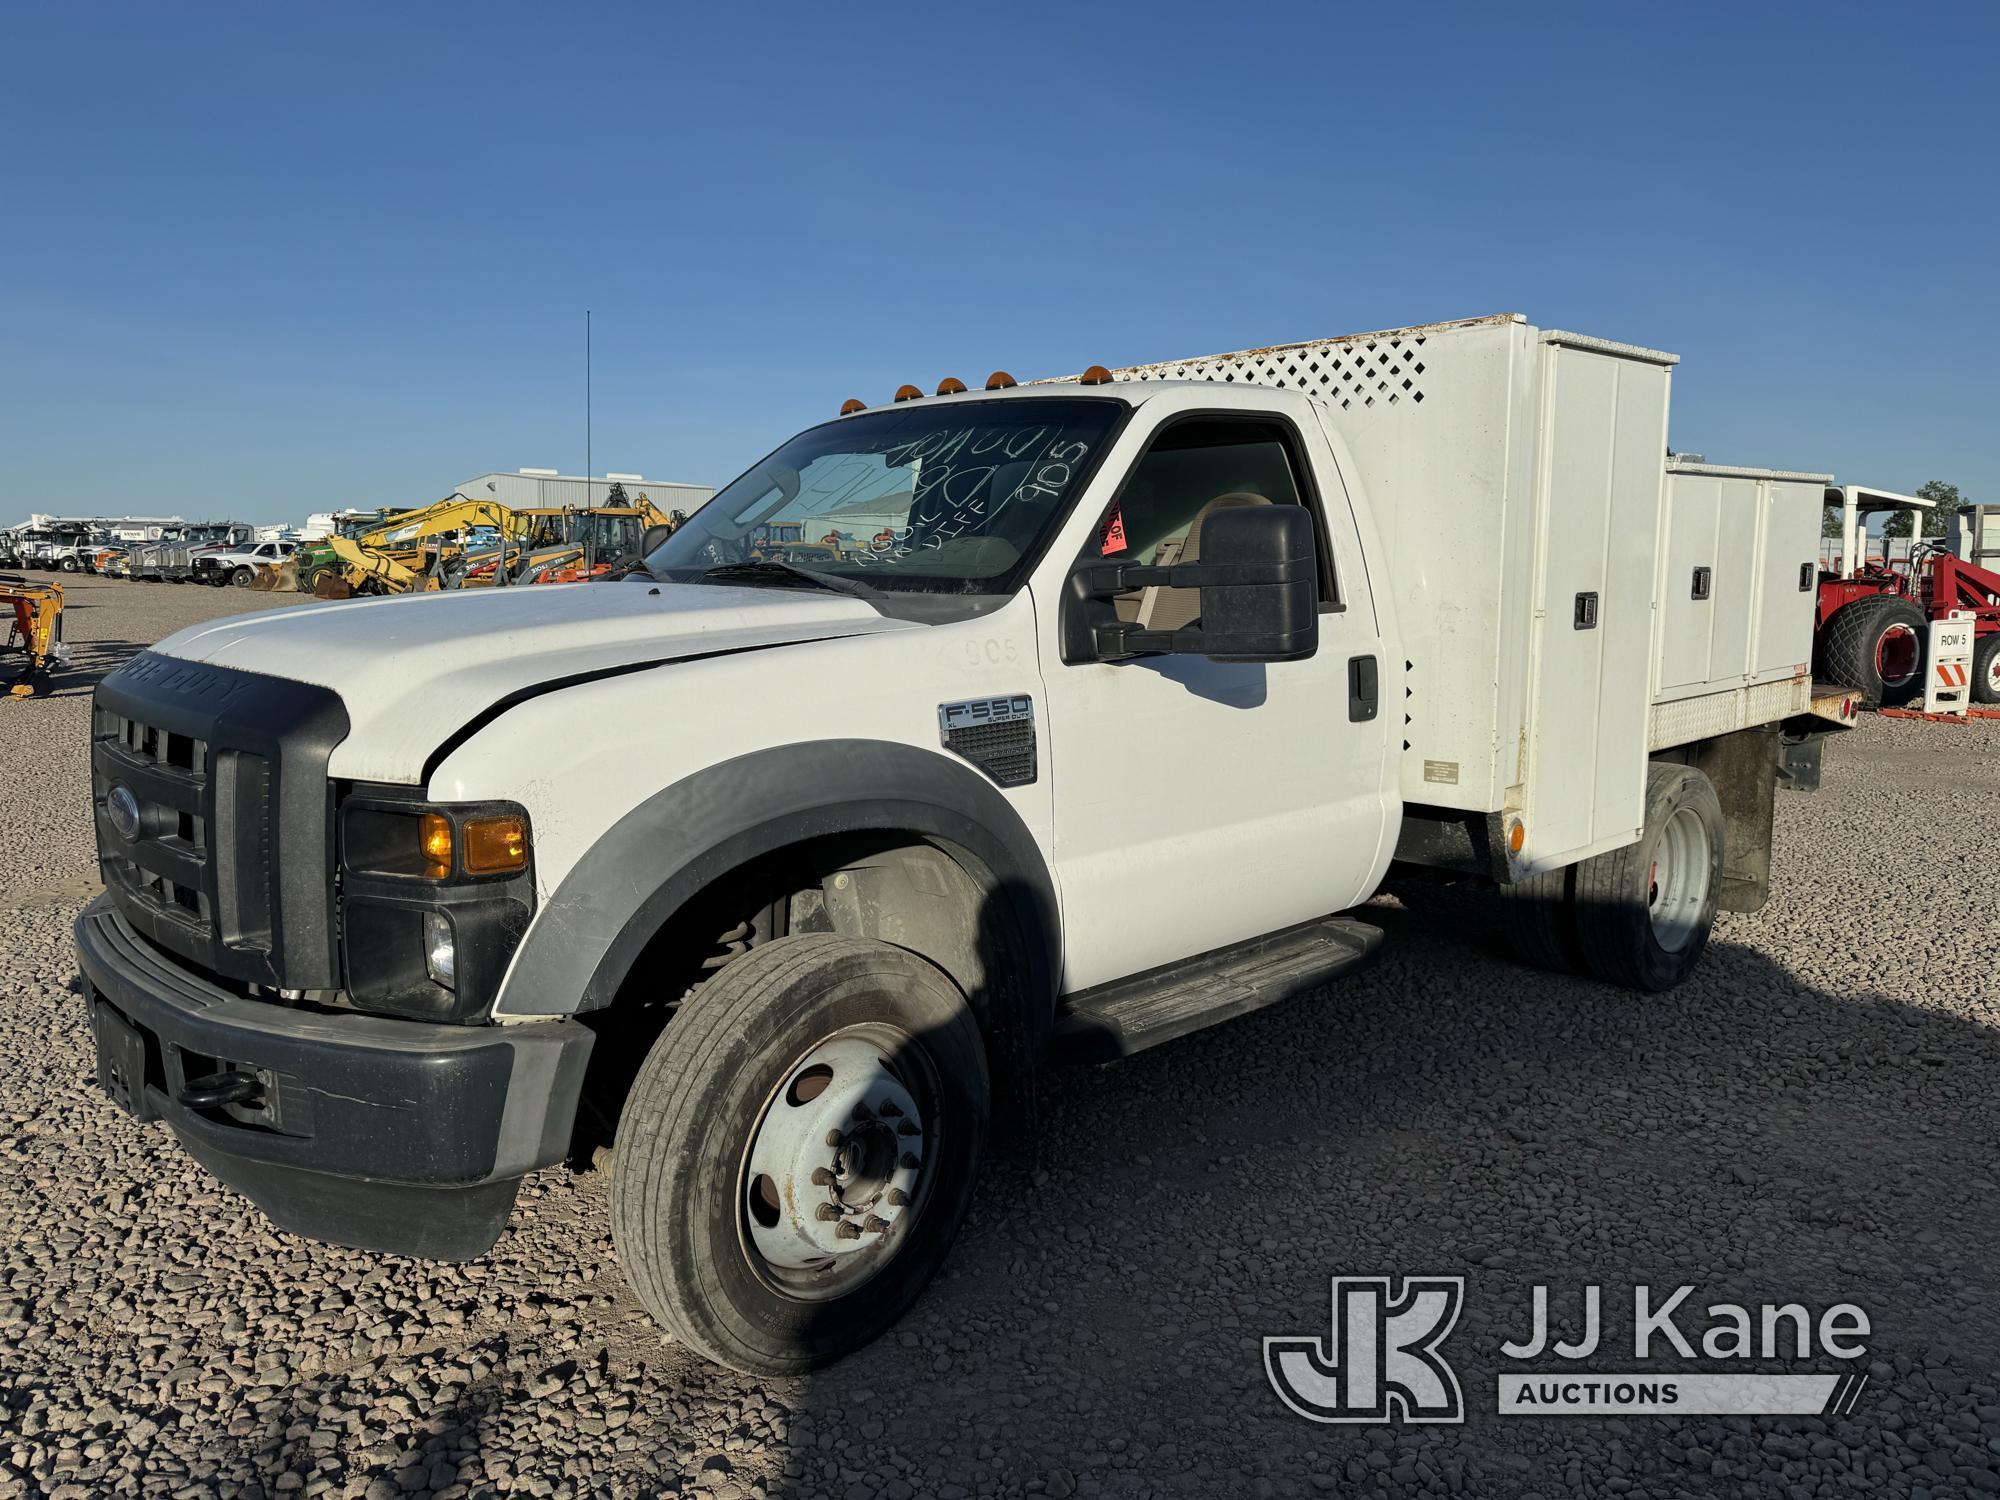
[0,577,65,696]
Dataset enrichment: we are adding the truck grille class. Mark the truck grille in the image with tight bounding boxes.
[94,712,214,926]
[91,652,349,991]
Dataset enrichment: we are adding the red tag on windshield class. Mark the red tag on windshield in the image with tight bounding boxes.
[1098,507,1127,554]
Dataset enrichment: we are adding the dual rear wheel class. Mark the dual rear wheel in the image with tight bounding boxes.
[1501,762,1725,991]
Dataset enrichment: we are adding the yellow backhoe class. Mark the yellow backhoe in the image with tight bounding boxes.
[463,497,687,586]
[273,496,528,597]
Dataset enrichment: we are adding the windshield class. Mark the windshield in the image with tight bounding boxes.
[645,397,1124,596]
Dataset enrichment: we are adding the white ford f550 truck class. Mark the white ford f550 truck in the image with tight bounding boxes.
[78,313,1844,1372]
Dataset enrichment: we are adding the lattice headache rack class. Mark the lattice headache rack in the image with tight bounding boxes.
[1035,313,1530,411]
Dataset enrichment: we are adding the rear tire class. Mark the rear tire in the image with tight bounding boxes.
[611,934,989,1374]
[1972,634,2000,706]
[1499,865,1582,973]
[1818,594,1927,709]
[1574,763,1725,992]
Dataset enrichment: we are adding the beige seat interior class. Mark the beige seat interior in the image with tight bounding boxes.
[1131,491,1274,631]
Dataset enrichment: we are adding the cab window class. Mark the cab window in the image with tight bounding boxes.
[1090,416,1333,626]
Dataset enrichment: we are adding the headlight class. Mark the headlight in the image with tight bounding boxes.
[345,804,531,881]
[337,794,536,1021]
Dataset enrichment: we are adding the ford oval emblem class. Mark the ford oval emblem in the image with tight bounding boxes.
[107,784,142,842]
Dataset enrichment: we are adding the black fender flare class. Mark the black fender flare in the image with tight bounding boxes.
[493,738,1062,1061]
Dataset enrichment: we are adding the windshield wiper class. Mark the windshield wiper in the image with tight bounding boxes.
[695,559,877,600]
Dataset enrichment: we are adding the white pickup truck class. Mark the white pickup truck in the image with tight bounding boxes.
[78,314,1846,1373]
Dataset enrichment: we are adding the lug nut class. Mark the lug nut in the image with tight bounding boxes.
[851,1101,874,1120]
[815,1202,842,1222]
[834,1220,862,1241]
[824,1129,843,1148]
[862,1215,890,1234]
[810,1167,835,1186]
[897,1119,920,1136]
[877,1100,903,1118]
[886,1187,909,1206]
[900,1152,921,1170]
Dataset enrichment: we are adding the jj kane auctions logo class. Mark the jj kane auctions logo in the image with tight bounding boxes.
[1266,1279,1872,1423]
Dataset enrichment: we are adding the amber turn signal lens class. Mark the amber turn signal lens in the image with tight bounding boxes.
[839,397,867,415]
[419,813,453,878]
[463,814,529,875]
[1508,820,1526,853]
[1079,365,1113,385]
[936,377,967,395]
[893,384,923,402]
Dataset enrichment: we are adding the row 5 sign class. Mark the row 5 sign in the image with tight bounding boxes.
[1925,614,1976,716]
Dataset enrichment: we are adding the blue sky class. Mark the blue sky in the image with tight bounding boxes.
[3,3,1995,524]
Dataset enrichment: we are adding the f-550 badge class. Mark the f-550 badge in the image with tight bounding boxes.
[937,695,1037,788]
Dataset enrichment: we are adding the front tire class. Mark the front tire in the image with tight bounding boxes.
[230,568,253,588]
[611,934,989,1374]
[1972,634,2000,706]
[1573,763,1725,992]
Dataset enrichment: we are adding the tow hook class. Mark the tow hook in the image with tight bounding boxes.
[177,1070,262,1111]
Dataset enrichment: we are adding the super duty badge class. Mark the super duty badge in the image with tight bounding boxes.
[937,695,1036,788]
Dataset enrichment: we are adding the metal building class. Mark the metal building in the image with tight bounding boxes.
[453,469,713,514]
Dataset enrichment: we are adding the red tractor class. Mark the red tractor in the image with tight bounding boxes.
[1815,486,2000,708]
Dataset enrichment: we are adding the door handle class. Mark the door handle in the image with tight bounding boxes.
[1349,655,1379,722]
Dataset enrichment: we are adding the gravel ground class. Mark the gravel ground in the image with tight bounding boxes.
[3,574,1997,1499]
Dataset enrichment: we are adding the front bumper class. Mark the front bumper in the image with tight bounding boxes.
[76,894,592,1259]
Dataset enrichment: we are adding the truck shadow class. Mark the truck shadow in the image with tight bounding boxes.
[173,873,1999,1496]
[759,875,2000,1496]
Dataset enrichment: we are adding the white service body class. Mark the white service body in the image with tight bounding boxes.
[141,315,1823,1000]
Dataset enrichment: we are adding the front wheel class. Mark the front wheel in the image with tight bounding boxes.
[1573,763,1725,991]
[60,557,79,572]
[230,568,253,588]
[611,934,989,1374]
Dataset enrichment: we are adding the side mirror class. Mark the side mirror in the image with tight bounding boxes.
[1063,505,1320,664]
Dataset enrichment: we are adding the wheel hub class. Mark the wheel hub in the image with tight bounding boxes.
[1648,806,1712,953]
[743,1034,925,1270]
[1876,624,1919,687]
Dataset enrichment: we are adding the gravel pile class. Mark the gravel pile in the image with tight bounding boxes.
[2,576,1996,1498]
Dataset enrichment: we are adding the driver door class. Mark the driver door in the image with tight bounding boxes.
[1034,409,1394,994]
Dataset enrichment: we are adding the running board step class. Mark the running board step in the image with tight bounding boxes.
[1050,916,1384,1065]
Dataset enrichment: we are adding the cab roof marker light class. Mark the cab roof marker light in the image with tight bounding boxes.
[1079,365,1114,386]
[936,377,967,395]
[985,371,1018,390]
[839,398,867,415]
[893,384,923,402]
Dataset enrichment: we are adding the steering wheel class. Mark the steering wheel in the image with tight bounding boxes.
[692,535,743,568]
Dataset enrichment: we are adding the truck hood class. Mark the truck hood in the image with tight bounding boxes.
[148,580,921,782]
